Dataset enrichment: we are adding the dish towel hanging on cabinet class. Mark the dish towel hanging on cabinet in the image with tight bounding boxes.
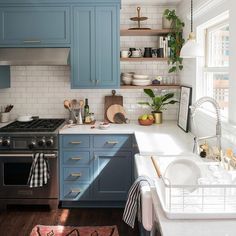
[123,176,153,228]
[28,153,50,188]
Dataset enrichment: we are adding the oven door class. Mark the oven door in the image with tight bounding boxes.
[0,151,58,199]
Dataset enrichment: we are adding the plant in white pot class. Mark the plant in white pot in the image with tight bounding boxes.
[138,89,178,124]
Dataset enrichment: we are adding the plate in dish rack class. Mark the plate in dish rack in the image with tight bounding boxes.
[164,159,201,186]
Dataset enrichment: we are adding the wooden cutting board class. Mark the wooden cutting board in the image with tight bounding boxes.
[106,104,126,123]
[104,90,123,121]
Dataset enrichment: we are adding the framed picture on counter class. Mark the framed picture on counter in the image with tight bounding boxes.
[178,86,192,132]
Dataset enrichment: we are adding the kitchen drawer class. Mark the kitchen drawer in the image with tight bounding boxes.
[63,167,91,182]
[62,183,90,201]
[93,135,132,149]
[62,135,90,149]
[63,151,91,165]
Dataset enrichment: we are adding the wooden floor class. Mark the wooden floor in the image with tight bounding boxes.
[0,206,139,236]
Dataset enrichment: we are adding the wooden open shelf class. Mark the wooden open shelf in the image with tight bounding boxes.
[120,57,168,62]
[120,29,172,36]
[120,84,180,89]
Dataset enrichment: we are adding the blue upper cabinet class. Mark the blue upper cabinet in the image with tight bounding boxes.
[72,5,120,89]
[0,6,70,46]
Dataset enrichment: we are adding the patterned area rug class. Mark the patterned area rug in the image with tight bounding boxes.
[30,225,119,236]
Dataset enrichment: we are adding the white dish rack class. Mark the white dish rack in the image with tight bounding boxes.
[153,156,236,219]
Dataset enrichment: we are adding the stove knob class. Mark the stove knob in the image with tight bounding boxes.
[2,138,10,147]
[38,138,46,147]
[46,138,54,147]
[29,140,36,149]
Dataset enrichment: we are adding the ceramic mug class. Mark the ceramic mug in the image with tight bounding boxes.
[131,49,142,58]
[120,50,131,58]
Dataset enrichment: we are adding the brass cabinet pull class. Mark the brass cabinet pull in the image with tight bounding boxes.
[23,40,41,43]
[70,157,81,160]
[70,188,81,193]
[106,141,118,145]
[70,173,82,177]
[69,141,82,144]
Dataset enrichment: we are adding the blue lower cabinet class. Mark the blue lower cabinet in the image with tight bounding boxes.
[93,151,132,201]
[60,134,133,207]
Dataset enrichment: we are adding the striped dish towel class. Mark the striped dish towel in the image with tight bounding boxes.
[123,176,153,228]
[28,153,50,188]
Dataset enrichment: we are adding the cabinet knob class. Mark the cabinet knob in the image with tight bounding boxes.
[70,173,82,177]
[106,141,118,145]
[69,141,82,144]
[70,189,81,194]
[70,157,81,160]
[23,40,41,44]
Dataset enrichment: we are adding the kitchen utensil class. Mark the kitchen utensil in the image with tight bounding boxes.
[113,112,127,124]
[129,7,150,30]
[4,104,14,113]
[64,100,77,122]
[17,116,33,122]
[71,99,77,110]
[77,100,84,125]
[132,79,151,86]
[106,104,126,123]
[133,74,149,80]
[144,47,152,57]
[104,90,123,121]
[164,159,201,189]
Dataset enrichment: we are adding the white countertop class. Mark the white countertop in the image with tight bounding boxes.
[59,121,194,155]
[135,154,236,236]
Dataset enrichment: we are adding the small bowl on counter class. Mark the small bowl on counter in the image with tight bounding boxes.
[99,122,110,129]
[138,118,154,126]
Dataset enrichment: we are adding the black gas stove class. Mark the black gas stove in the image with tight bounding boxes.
[0,118,65,150]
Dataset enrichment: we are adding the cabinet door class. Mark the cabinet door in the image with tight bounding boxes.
[72,7,96,88]
[93,151,132,200]
[0,7,70,45]
[95,6,119,88]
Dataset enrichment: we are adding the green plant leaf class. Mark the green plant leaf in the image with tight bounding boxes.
[161,93,174,102]
[168,66,177,73]
[144,89,155,98]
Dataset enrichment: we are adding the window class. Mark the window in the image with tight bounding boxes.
[203,20,229,117]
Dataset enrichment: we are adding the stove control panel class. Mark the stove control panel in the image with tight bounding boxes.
[0,135,57,150]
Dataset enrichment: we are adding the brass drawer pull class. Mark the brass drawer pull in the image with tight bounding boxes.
[70,173,82,177]
[23,40,41,43]
[106,141,118,145]
[70,157,81,160]
[70,188,81,194]
[69,141,82,144]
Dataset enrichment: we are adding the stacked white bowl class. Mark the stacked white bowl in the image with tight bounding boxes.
[121,72,135,85]
[132,74,151,86]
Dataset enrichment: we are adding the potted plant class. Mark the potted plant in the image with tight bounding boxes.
[138,89,178,124]
[163,9,185,73]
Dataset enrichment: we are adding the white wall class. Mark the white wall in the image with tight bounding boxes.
[177,0,236,148]
[0,4,179,122]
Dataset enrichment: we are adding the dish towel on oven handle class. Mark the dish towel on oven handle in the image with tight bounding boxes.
[123,176,153,228]
[27,153,50,188]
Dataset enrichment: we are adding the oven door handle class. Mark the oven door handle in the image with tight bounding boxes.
[0,153,57,158]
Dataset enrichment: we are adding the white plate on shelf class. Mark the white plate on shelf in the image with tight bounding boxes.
[132,79,151,86]
[164,159,201,186]
[133,74,149,80]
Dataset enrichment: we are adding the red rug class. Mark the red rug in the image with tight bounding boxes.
[30,225,119,236]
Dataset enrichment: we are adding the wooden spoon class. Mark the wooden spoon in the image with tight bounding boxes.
[71,99,77,110]
[64,100,72,111]
[79,100,84,108]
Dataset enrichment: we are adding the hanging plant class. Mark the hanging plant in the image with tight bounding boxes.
[163,9,185,73]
